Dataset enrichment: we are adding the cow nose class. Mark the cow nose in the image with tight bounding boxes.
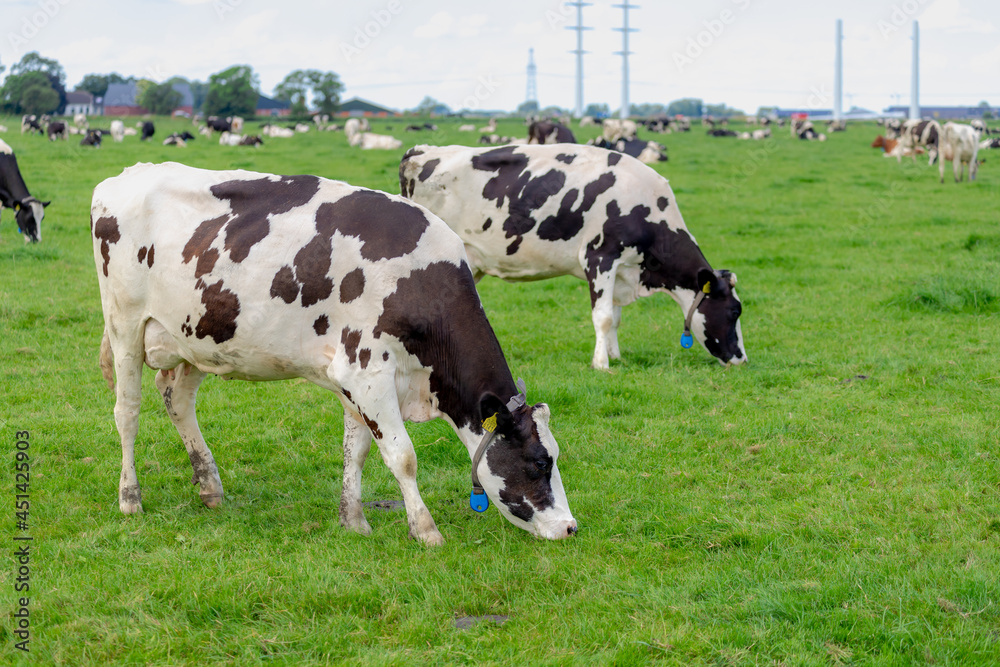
[567,521,578,536]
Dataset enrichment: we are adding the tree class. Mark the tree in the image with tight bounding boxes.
[4,51,66,113]
[20,81,60,115]
[517,100,539,115]
[412,96,450,116]
[275,69,343,116]
[203,65,259,117]
[139,81,182,116]
[583,103,609,118]
[666,98,704,117]
[704,102,744,118]
[76,72,132,100]
[311,71,343,116]
[978,100,993,120]
[632,103,667,117]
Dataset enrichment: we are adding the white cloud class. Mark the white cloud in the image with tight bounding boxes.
[414,11,454,39]
[920,0,996,33]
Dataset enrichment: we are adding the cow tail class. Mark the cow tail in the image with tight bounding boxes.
[100,329,115,391]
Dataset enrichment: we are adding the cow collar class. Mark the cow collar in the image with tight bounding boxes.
[470,378,527,513]
[680,283,711,349]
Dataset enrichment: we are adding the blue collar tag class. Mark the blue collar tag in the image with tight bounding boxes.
[470,489,489,513]
[681,332,693,348]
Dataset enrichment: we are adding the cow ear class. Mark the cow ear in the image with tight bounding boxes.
[42,201,51,207]
[696,268,719,296]
[479,393,515,437]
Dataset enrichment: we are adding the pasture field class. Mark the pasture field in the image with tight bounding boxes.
[1,115,999,666]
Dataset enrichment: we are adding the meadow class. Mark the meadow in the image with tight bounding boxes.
[1,114,999,666]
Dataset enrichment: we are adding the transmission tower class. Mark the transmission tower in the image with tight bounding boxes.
[613,0,638,119]
[526,48,538,107]
[566,2,592,118]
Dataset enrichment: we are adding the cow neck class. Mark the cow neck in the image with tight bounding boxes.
[469,378,527,512]
[0,154,31,200]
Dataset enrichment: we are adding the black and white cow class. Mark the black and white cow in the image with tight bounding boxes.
[139,121,155,141]
[80,129,103,147]
[91,162,576,545]
[528,120,576,144]
[587,137,668,163]
[399,144,746,370]
[21,115,43,135]
[0,140,49,243]
[47,121,68,141]
[888,119,940,165]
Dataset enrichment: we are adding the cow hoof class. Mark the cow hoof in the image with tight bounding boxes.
[415,529,445,547]
[119,486,143,514]
[199,492,224,509]
[343,520,373,537]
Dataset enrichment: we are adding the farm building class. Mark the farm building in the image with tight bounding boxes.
[65,91,96,116]
[103,82,146,116]
[337,96,399,117]
[256,94,291,117]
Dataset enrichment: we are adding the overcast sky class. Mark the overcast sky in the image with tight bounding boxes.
[3,0,999,115]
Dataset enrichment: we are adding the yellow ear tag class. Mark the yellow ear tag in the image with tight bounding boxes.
[702,282,712,294]
[483,413,498,433]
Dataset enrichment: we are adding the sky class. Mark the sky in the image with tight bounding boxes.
[2,0,999,115]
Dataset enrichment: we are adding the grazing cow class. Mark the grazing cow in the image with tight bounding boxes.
[0,140,49,243]
[588,137,668,163]
[938,122,980,183]
[74,113,88,129]
[47,121,68,140]
[528,120,576,144]
[602,118,638,143]
[399,144,747,370]
[205,117,232,135]
[91,161,576,545]
[895,119,940,165]
[707,128,739,137]
[140,121,155,141]
[80,129,103,147]
[21,115,43,135]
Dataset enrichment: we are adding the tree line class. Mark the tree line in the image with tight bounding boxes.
[0,52,343,118]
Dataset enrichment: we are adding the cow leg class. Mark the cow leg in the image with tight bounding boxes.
[109,331,145,514]
[955,159,963,183]
[154,364,224,508]
[332,368,443,545]
[607,305,623,361]
[339,410,373,536]
[588,270,617,371]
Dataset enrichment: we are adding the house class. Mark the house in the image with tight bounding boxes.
[103,82,147,116]
[171,82,195,117]
[65,91,95,116]
[337,96,399,118]
[256,94,291,117]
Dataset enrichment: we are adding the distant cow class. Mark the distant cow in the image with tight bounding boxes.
[80,129,103,147]
[73,113,88,129]
[47,121,68,140]
[400,144,746,370]
[602,118,638,142]
[588,137,668,163]
[239,134,263,147]
[140,121,155,141]
[0,139,49,243]
[91,161,576,544]
[707,128,739,137]
[938,122,980,183]
[163,132,195,147]
[895,119,940,165]
[980,137,1000,150]
[110,120,125,143]
[21,115,43,135]
[527,120,576,144]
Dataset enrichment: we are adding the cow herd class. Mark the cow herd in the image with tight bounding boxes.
[0,111,992,544]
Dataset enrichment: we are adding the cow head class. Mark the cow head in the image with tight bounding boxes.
[688,268,746,366]
[16,197,48,243]
[473,392,577,540]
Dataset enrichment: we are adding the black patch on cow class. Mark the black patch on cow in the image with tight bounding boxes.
[195,281,240,344]
[342,389,352,402]
[138,247,147,263]
[209,175,321,263]
[182,214,227,268]
[536,171,616,242]
[361,412,383,440]
[506,238,522,255]
[373,260,515,430]
[339,268,365,303]
[270,265,299,303]
[341,327,362,364]
[418,158,440,182]
[359,348,371,369]
[313,315,329,335]
[607,152,622,166]
[293,234,333,307]
[657,196,669,211]
[315,190,428,261]
[181,315,193,337]
[93,216,120,277]
[382,351,389,361]
[483,217,492,231]
[146,244,155,267]
[194,248,219,279]
[556,153,575,164]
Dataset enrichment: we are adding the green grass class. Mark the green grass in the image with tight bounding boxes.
[2,115,999,665]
